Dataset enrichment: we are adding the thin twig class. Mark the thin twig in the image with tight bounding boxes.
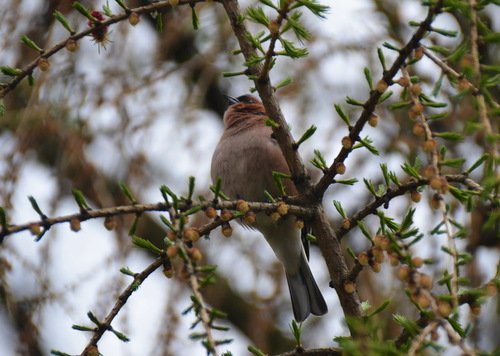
[468,0,497,159]
[0,200,313,241]
[0,0,208,99]
[335,174,483,240]
[402,66,460,307]
[186,258,219,355]
[442,322,476,356]
[313,0,445,198]
[81,257,164,355]
[407,320,439,356]
[422,47,478,96]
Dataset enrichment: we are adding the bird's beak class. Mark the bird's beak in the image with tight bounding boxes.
[223,95,239,106]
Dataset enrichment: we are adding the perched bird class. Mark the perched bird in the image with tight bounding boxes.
[211,94,328,321]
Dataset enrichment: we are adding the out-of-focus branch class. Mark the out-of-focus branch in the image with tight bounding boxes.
[422,47,476,96]
[468,0,498,159]
[0,0,208,100]
[313,0,445,198]
[401,65,461,307]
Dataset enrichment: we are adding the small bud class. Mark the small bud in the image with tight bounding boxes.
[430,176,442,190]
[128,12,140,26]
[270,211,281,222]
[439,177,449,194]
[372,246,385,263]
[412,123,426,137]
[38,58,50,72]
[373,234,389,250]
[220,209,233,221]
[368,113,379,127]
[460,54,474,69]
[375,79,388,93]
[163,266,175,278]
[423,139,437,153]
[410,191,421,203]
[70,218,81,232]
[411,256,424,268]
[295,218,305,230]
[420,273,433,289]
[236,199,250,214]
[189,247,203,262]
[169,0,179,6]
[276,202,289,216]
[29,223,41,236]
[344,281,356,294]
[341,136,352,149]
[65,39,78,52]
[104,216,115,231]
[470,304,481,316]
[398,265,410,281]
[243,211,256,225]
[396,77,410,87]
[380,237,391,251]
[166,246,178,258]
[408,102,424,119]
[410,84,422,96]
[221,223,233,237]
[430,193,442,210]
[457,78,470,91]
[342,218,351,230]
[88,11,109,44]
[388,252,400,266]
[166,230,177,241]
[415,292,431,309]
[205,207,217,219]
[437,300,451,317]
[485,282,497,296]
[414,46,424,60]
[335,162,346,175]
[423,165,437,179]
[183,227,200,242]
[371,262,382,273]
[268,20,280,35]
[358,251,369,266]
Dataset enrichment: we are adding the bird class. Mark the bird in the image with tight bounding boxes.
[210,94,328,322]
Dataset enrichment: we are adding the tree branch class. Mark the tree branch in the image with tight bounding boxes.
[313,0,445,198]
[0,0,207,100]
[0,200,313,242]
[80,256,164,355]
[220,0,363,320]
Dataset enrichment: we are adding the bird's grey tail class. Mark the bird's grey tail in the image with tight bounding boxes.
[286,253,328,322]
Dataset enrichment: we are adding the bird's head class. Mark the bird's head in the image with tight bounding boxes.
[222,94,267,130]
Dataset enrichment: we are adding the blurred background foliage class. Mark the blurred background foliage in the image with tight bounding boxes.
[0,0,498,355]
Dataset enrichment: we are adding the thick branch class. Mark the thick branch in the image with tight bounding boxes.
[220,0,311,193]
[220,0,362,319]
